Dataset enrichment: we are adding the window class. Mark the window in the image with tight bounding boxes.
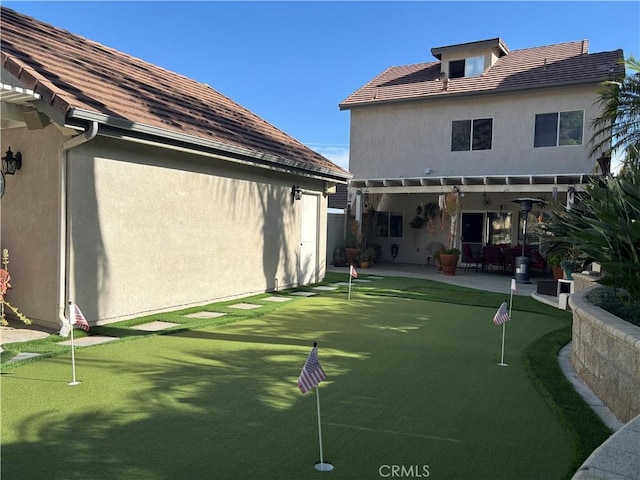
[488,212,512,245]
[449,56,484,78]
[534,111,584,147]
[451,118,493,151]
[375,211,403,238]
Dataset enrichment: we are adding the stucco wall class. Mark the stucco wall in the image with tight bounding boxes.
[569,285,640,423]
[1,126,329,327]
[349,84,601,179]
[67,137,327,324]
[1,124,63,325]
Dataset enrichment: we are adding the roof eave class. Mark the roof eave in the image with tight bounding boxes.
[67,108,351,182]
[339,77,610,110]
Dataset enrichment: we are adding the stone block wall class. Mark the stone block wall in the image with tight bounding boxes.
[570,284,640,423]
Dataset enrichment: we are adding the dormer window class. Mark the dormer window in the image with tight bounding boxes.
[449,56,485,78]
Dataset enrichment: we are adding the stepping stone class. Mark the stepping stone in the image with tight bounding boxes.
[7,352,41,364]
[354,279,372,283]
[366,276,385,279]
[335,282,351,286]
[262,296,292,303]
[290,291,317,297]
[184,311,226,319]
[313,286,337,291]
[130,321,180,331]
[58,336,118,347]
[229,303,262,310]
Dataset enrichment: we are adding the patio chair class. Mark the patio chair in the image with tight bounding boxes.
[502,247,520,276]
[462,243,482,272]
[424,242,445,266]
[481,245,503,273]
[530,250,549,278]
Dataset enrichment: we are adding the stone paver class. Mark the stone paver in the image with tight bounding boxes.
[290,291,317,297]
[313,286,337,291]
[184,311,227,319]
[130,321,180,331]
[262,296,292,303]
[58,336,118,347]
[228,303,262,310]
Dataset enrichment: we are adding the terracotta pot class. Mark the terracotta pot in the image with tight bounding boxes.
[439,254,459,276]
[344,248,361,267]
[552,265,563,280]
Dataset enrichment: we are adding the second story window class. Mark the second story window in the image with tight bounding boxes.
[449,56,484,78]
[451,118,493,151]
[534,111,584,147]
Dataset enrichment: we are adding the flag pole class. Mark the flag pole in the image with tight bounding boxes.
[348,266,353,301]
[498,285,514,367]
[68,301,81,385]
[312,342,333,472]
[314,384,332,471]
[69,320,80,385]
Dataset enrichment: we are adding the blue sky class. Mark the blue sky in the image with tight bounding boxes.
[3,1,639,170]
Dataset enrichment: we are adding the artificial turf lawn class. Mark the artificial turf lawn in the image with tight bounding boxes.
[1,280,579,480]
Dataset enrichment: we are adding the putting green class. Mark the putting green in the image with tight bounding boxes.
[1,294,571,479]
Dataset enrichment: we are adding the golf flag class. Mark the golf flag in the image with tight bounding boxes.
[493,301,510,325]
[511,278,518,294]
[298,345,326,393]
[350,265,358,278]
[71,303,90,331]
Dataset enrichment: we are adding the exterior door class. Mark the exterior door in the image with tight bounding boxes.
[299,193,318,285]
[461,212,484,262]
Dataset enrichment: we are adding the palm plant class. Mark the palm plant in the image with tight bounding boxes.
[589,56,640,169]
[541,165,640,302]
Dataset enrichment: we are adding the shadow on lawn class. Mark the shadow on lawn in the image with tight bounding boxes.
[3,292,574,479]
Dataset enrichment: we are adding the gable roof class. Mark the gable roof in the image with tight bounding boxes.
[340,40,624,109]
[0,7,350,181]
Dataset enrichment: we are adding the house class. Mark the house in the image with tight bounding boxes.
[0,7,350,329]
[339,37,624,267]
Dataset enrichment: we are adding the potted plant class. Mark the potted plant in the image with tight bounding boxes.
[424,202,439,236]
[344,220,363,266]
[358,246,377,268]
[409,215,425,229]
[439,188,461,275]
[548,254,564,280]
[560,257,581,280]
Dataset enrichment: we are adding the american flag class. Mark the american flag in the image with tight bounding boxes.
[493,301,510,326]
[297,345,326,394]
[350,265,358,278]
[71,303,90,331]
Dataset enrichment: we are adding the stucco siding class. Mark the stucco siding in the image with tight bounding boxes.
[1,129,328,328]
[0,125,62,325]
[349,85,601,179]
[66,137,325,324]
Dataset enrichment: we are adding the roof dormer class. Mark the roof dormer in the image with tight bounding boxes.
[431,38,509,79]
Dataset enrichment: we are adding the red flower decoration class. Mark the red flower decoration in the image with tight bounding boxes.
[0,269,11,298]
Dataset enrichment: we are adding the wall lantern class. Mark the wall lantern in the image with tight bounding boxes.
[291,185,302,201]
[596,154,611,176]
[2,147,22,175]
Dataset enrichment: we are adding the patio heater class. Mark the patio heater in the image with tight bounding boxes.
[511,197,544,284]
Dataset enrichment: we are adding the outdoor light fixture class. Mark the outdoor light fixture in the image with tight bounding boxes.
[2,147,22,175]
[597,154,611,176]
[511,197,545,284]
[291,185,302,201]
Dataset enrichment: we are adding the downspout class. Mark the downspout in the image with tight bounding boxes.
[57,121,98,327]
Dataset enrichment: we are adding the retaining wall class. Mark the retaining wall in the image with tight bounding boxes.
[569,277,640,423]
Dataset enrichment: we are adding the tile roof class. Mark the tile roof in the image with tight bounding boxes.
[0,7,350,180]
[340,40,624,109]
